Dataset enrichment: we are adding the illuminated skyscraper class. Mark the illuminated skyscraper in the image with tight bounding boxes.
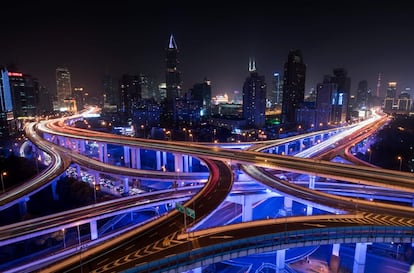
[161,34,182,127]
[55,66,72,111]
[281,49,306,124]
[0,67,13,137]
[242,58,266,128]
[8,71,40,118]
[190,78,212,118]
[383,82,397,112]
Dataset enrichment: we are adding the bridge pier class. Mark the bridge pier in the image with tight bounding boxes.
[174,153,184,173]
[276,249,286,272]
[51,180,59,200]
[75,164,81,179]
[123,177,129,194]
[124,146,131,167]
[284,197,292,215]
[307,175,316,215]
[162,151,167,169]
[353,242,367,273]
[90,220,98,240]
[131,147,141,169]
[19,197,29,215]
[99,143,108,163]
[156,151,162,170]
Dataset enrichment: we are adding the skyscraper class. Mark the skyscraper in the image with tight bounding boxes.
[0,67,14,137]
[55,66,72,111]
[190,78,212,118]
[331,68,351,122]
[281,49,306,124]
[161,34,182,128]
[8,71,38,118]
[242,58,266,129]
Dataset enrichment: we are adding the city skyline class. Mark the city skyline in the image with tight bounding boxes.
[1,1,413,99]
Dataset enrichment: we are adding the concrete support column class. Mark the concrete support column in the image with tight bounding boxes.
[79,140,86,154]
[241,195,253,222]
[307,175,316,215]
[156,151,161,170]
[51,180,59,200]
[162,152,167,168]
[94,171,100,185]
[299,139,304,151]
[332,243,340,256]
[283,144,288,155]
[123,177,129,194]
[98,143,104,163]
[353,243,367,273]
[130,147,136,169]
[276,249,286,273]
[284,197,293,214]
[76,164,81,179]
[123,146,131,168]
[19,197,29,215]
[101,143,108,163]
[183,155,189,172]
[188,156,193,172]
[308,175,316,189]
[90,220,98,240]
[174,153,183,172]
[135,148,141,169]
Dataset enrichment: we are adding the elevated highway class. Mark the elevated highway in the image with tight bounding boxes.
[3,109,414,272]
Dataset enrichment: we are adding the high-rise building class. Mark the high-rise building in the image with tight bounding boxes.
[73,87,87,112]
[315,78,337,127]
[355,80,369,110]
[55,66,72,111]
[8,71,38,118]
[242,58,266,129]
[190,78,212,118]
[119,74,141,117]
[397,91,411,112]
[281,49,306,124]
[383,82,397,112]
[268,72,282,107]
[330,68,351,122]
[0,67,14,138]
[103,74,118,108]
[162,34,182,128]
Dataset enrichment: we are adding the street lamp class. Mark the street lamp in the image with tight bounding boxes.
[92,181,97,203]
[397,156,402,171]
[367,148,372,163]
[62,228,66,248]
[1,171,7,193]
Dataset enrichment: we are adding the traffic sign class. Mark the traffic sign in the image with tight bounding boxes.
[175,203,185,214]
[185,207,195,219]
[175,203,195,219]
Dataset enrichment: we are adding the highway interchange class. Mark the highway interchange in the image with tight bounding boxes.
[2,108,414,272]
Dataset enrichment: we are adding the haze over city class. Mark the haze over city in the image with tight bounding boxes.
[1,1,414,99]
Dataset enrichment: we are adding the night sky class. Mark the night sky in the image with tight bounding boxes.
[1,1,413,99]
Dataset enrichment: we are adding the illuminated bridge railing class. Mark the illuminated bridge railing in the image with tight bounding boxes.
[127,225,414,273]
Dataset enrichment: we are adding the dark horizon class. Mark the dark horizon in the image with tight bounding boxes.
[1,1,413,99]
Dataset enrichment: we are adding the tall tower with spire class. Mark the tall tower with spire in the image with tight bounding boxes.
[162,34,182,128]
[242,57,266,128]
[376,72,381,97]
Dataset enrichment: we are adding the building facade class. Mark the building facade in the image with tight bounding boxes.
[242,58,266,129]
[281,49,306,124]
[55,66,73,111]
